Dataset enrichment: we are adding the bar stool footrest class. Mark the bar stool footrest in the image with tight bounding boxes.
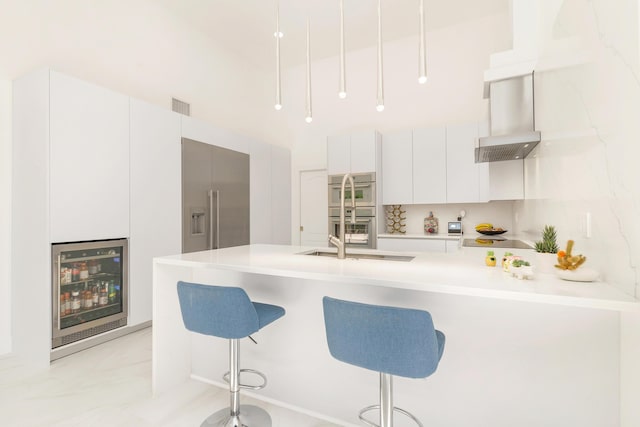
[222,368,267,390]
[358,404,424,427]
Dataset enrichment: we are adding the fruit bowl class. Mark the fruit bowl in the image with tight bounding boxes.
[476,229,508,235]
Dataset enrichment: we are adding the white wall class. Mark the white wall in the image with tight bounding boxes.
[0,79,11,355]
[286,12,511,244]
[512,0,640,298]
[0,0,281,148]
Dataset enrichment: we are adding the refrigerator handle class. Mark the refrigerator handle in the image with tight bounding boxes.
[208,190,220,250]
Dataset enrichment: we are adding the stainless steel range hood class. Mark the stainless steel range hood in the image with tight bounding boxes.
[475,72,541,163]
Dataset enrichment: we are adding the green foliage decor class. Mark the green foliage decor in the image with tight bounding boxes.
[534,225,559,254]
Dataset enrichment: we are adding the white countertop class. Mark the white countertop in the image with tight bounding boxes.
[378,233,461,240]
[156,244,639,312]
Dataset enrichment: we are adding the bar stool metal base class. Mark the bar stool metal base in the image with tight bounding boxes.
[357,373,423,427]
[359,405,423,427]
[201,404,272,427]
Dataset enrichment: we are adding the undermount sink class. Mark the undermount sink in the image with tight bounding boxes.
[298,249,415,262]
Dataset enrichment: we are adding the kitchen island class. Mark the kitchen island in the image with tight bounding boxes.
[153,244,640,427]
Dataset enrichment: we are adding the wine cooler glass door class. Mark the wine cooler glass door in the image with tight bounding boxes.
[52,239,128,349]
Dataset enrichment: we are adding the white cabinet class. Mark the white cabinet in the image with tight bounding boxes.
[11,69,132,366]
[250,142,292,245]
[326,134,350,175]
[413,127,447,204]
[489,160,524,200]
[383,123,521,205]
[49,71,130,242]
[382,128,446,205]
[446,123,489,203]
[350,131,377,174]
[271,145,292,244]
[381,130,413,205]
[250,141,272,244]
[377,237,446,253]
[446,240,461,252]
[129,99,181,325]
[327,130,379,175]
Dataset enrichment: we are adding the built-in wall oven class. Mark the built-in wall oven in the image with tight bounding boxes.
[328,172,377,249]
[328,172,376,207]
[329,206,377,249]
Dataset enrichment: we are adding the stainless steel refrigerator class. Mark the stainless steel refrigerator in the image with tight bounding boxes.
[182,138,250,253]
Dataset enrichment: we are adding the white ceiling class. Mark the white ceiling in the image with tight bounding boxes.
[155,0,510,70]
[0,0,510,146]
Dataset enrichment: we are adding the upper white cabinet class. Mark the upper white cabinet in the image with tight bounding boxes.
[129,99,181,325]
[327,134,350,175]
[382,127,446,205]
[381,130,413,205]
[446,123,489,203]
[327,130,380,175]
[48,71,130,243]
[412,127,447,204]
[383,123,497,205]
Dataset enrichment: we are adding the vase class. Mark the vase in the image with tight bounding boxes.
[534,252,557,274]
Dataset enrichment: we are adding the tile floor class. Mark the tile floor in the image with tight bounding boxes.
[0,328,340,426]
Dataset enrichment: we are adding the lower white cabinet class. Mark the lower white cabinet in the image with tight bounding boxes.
[377,237,446,253]
[446,240,461,253]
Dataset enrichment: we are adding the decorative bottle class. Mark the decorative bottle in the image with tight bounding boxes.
[424,211,439,234]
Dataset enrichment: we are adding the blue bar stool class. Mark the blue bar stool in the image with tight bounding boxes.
[177,281,285,427]
[322,296,445,427]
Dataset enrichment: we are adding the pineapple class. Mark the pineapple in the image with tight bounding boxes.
[534,225,559,254]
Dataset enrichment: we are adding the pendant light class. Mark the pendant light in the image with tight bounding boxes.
[338,0,346,99]
[376,0,384,112]
[274,1,283,110]
[305,18,313,123]
[418,0,427,84]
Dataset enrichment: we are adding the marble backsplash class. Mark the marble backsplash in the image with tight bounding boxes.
[512,0,640,298]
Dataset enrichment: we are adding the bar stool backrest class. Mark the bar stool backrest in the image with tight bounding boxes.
[177,281,260,339]
[322,296,443,379]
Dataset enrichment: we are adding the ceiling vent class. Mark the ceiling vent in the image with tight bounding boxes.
[172,98,191,116]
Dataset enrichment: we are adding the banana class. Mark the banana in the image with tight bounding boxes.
[475,223,493,231]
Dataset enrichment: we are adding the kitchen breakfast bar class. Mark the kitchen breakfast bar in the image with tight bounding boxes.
[153,244,640,427]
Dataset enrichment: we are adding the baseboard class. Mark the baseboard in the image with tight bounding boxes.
[50,321,152,362]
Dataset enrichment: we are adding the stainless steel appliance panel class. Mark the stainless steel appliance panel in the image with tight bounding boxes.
[328,206,376,249]
[182,138,250,253]
[328,172,376,207]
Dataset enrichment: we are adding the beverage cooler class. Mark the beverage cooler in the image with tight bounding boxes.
[51,239,128,349]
